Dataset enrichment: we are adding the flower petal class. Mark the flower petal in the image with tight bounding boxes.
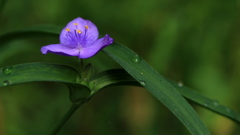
[78,34,113,59]
[41,44,80,57]
[60,17,99,47]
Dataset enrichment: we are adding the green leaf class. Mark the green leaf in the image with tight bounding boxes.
[91,69,240,124]
[0,25,61,44]
[1,25,239,133]
[0,63,91,100]
[103,43,211,135]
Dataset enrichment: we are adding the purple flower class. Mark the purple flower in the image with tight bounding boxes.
[41,17,113,59]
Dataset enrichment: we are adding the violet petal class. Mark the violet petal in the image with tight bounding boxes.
[60,17,99,47]
[78,34,113,59]
[41,17,113,59]
[41,44,79,56]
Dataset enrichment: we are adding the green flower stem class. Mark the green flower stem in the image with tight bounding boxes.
[49,102,84,135]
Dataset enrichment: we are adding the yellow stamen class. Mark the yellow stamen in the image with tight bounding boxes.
[65,28,70,32]
[76,29,82,33]
[73,23,78,25]
[85,25,89,29]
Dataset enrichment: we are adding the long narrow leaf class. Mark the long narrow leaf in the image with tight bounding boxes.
[0,26,61,44]
[0,63,91,99]
[1,26,239,134]
[103,43,210,135]
[0,63,78,86]
[91,69,240,124]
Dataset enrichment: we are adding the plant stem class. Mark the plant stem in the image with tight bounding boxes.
[49,102,84,135]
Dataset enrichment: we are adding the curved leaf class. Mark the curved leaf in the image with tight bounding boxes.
[0,25,61,44]
[1,25,239,134]
[91,69,240,124]
[0,63,90,100]
[103,42,211,135]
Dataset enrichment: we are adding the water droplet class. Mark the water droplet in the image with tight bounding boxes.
[140,81,146,86]
[131,55,141,63]
[178,81,183,87]
[2,67,12,75]
[213,100,219,107]
[226,107,231,113]
[2,80,10,86]
[141,72,144,75]
[204,103,209,107]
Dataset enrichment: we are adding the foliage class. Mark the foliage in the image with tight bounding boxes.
[0,0,239,135]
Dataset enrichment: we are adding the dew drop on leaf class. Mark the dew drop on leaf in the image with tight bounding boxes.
[213,100,219,107]
[2,67,12,75]
[2,80,10,86]
[131,55,141,63]
[226,107,231,113]
[140,81,146,86]
[178,81,183,87]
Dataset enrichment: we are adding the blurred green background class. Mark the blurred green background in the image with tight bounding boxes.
[0,0,240,134]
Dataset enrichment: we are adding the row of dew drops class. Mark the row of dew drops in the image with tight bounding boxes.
[1,67,12,86]
[131,55,146,86]
[131,54,240,122]
[203,99,240,122]
[178,81,240,122]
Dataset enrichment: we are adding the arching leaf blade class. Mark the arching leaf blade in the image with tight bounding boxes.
[0,63,78,86]
[0,63,91,99]
[91,68,240,124]
[103,43,211,135]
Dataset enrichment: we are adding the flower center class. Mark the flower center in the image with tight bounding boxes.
[85,25,89,29]
[64,24,90,47]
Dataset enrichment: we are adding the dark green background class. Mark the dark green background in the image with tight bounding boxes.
[0,0,239,134]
